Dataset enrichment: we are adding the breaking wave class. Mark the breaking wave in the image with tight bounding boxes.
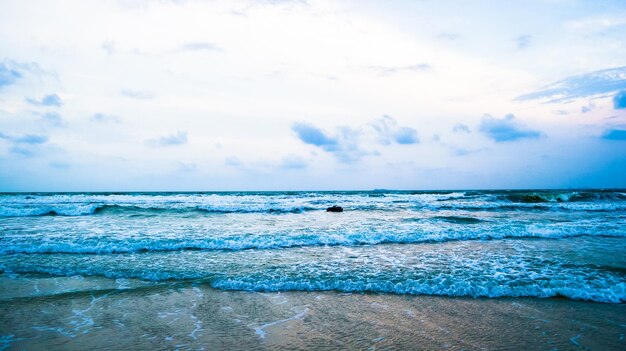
[1,189,625,217]
[0,204,321,217]
[2,228,624,255]
[3,244,625,303]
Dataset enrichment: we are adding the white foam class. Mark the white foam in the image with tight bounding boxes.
[211,277,626,304]
[253,308,308,339]
[1,225,624,254]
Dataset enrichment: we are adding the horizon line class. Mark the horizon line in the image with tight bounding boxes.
[1,187,625,194]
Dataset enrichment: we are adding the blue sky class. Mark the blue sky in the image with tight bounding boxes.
[0,0,625,191]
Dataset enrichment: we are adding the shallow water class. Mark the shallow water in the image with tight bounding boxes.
[1,282,625,350]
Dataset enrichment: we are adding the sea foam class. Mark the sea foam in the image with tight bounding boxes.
[2,240,625,303]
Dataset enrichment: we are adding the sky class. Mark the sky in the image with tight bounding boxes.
[0,0,625,191]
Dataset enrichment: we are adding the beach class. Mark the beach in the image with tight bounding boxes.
[1,276,625,350]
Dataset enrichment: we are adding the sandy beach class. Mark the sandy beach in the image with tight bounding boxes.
[1,276,625,350]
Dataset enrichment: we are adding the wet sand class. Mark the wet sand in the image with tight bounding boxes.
[1,276,625,350]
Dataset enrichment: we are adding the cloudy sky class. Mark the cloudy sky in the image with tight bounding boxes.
[1,0,625,191]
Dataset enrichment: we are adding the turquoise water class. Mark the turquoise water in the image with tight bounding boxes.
[1,190,625,303]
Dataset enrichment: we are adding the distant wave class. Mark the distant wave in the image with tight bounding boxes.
[0,204,100,217]
[430,216,484,224]
[2,199,626,217]
[504,191,626,203]
[0,204,322,217]
[2,230,624,255]
[428,202,626,212]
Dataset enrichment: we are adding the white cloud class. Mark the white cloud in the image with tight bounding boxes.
[146,131,188,147]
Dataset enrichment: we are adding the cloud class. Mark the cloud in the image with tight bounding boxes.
[0,132,49,157]
[41,112,64,126]
[452,124,471,133]
[15,135,48,144]
[91,113,121,123]
[0,60,46,90]
[0,132,49,144]
[614,91,626,109]
[368,64,431,76]
[566,15,626,32]
[292,116,418,163]
[292,122,338,149]
[436,32,460,41]
[9,146,36,157]
[551,110,569,115]
[515,35,532,49]
[179,42,220,52]
[49,161,70,169]
[177,162,197,172]
[450,146,486,157]
[581,101,595,113]
[601,129,626,140]
[452,148,471,156]
[146,131,188,147]
[224,156,242,167]
[120,89,154,99]
[370,115,419,145]
[292,122,367,163]
[515,66,626,102]
[395,127,419,144]
[0,62,23,87]
[102,40,115,54]
[479,114,542,142]
[280,155,308,169]
[26,94,62,107]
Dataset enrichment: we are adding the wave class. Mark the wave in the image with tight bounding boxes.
[503,191,626,203]
[2,229,624,255]
[3,260,624,304]
[428,202,626,212]
[211,277,626,304]
[402,216,484,224]
[1,190,625,217]
[2,200,625,217]
[0,204,100,217]
[98,204,318,215]
[0,204,321,217]
[430,216,483,224]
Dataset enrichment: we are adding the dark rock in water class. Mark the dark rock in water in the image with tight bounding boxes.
[326,205,343,212]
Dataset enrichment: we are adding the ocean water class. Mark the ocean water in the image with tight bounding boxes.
[1,190,625,304]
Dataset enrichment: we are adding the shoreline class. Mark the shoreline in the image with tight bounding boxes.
[1,278,625,350]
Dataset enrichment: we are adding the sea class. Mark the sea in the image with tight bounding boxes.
[1,189,625,304]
